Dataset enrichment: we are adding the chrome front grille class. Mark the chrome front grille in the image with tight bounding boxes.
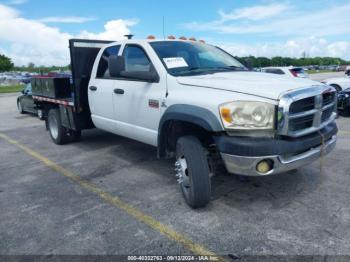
[278,86,337,137]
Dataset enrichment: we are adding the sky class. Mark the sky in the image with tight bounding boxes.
[0,0,350,66]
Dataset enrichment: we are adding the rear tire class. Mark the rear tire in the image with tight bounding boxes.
[175,136,211,208]
[47,109,69,145]
[17,100,24,114]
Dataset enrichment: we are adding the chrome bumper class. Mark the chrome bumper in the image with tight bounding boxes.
[221,135,337,176]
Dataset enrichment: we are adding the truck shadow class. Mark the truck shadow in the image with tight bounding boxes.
[74,129,322,209]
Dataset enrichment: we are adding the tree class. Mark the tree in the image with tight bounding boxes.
[28,62,35,69]
[0,54,14,72]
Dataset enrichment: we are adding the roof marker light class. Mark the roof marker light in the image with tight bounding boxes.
[189,37,196,41]
[167,35,176,39]
[199,40,206,43]
[147,35,156,39]
[179,36,187,40]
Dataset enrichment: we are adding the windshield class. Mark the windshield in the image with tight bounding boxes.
[150,41,247,76]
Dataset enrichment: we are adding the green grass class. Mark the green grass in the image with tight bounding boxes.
[307,70,335,74]
[0,85,23,94]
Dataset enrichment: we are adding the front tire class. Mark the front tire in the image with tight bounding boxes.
[47,109,69,145]
[175,136,211,208]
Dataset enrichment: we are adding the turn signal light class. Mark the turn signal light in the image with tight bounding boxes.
[220,108,232,124]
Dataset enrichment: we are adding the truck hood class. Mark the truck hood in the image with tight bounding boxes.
[176,71,321,100]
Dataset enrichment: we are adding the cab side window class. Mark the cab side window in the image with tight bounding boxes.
[123,46,151,72]
[96,45,121,78]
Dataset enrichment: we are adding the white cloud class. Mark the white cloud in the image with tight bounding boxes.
[218,3,289,21]
[218,37,350,60]
[183,2,350,59]
[38,16,96,24]
[78,19,138,40]
[0,4,137,66]
[184,3,350,37]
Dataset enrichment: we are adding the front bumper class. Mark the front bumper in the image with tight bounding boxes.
[215,122,337,176]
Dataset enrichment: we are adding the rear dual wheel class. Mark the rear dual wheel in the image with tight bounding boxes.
[47,109,81,145]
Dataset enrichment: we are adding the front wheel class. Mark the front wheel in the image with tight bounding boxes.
[175,136,211,208]
[47,109,69,145]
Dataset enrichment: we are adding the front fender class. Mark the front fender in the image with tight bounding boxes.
[157,104,223,158]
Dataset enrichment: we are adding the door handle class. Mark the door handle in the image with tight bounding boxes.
[114,88,124,94]
[89,86,97,91]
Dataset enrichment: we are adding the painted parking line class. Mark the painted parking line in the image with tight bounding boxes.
[0,133,225,261]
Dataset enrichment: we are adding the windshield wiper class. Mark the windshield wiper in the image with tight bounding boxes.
[173,66,247,76]
[216,66,247,71]
[174,67,216,76]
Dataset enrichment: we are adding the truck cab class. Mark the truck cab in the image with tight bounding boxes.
[35,38,338,208]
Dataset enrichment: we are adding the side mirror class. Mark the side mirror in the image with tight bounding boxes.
[109,55,125,78]
[21,89,25,94]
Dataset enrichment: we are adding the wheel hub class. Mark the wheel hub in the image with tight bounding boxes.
[49,115,59,139]
[175,157,189,187]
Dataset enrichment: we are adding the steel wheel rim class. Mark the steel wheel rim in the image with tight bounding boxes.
[175,156,191,195]
[49,114,59,139]
[17,101,22,112]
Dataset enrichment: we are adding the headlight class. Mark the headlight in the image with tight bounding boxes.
[219,101,275,130]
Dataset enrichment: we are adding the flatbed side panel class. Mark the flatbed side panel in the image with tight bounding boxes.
[69,39,113,113]
[33,95,74,106]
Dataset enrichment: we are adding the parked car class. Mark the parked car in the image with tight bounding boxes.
[261,66,309,78]
[337,88,350,115]
[17,83,44,119]
[32,38,337,208]
[322,72,350,92]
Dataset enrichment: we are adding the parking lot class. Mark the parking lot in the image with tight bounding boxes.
[1,92,350,259]
[309,71,345,82]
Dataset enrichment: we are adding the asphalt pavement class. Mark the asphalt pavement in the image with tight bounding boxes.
[1,92,350,260]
